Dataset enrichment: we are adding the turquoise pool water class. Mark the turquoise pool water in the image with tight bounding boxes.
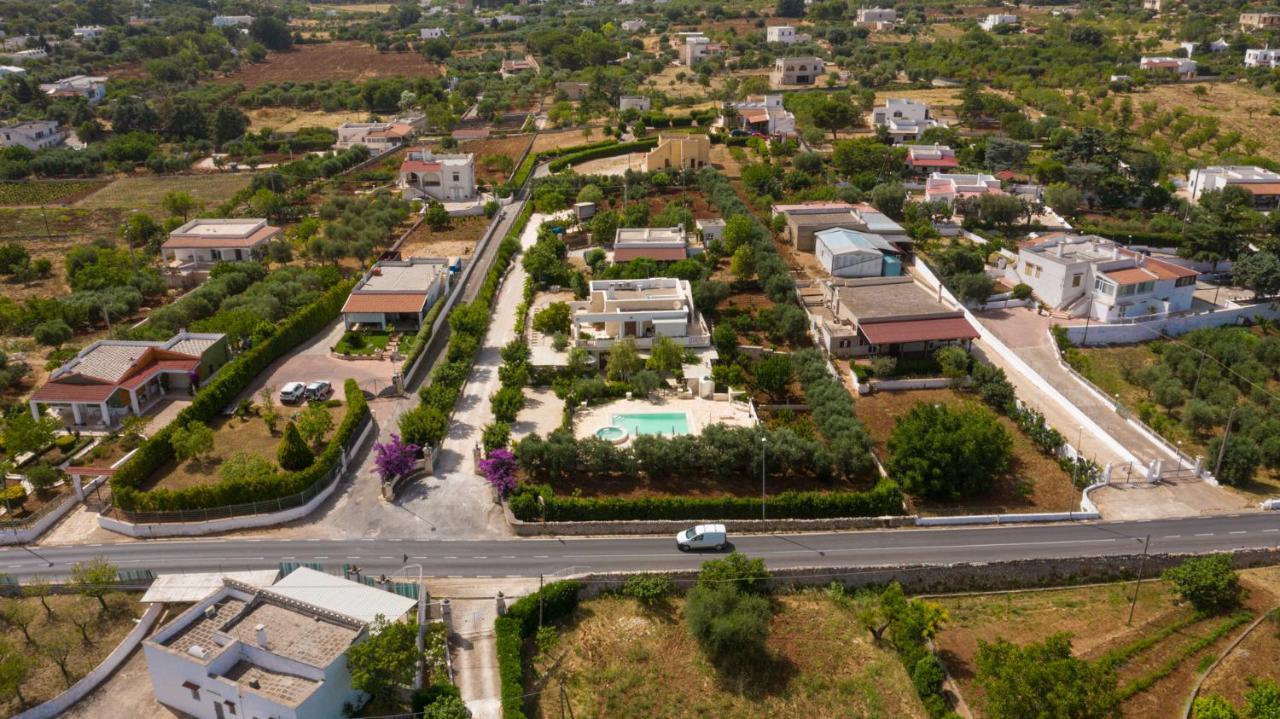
[610,412,690,436]
[595,426,628,441]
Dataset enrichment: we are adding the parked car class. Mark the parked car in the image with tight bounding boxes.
[676,523,727,551]
[305,380,333,401]
[280,382,307,404]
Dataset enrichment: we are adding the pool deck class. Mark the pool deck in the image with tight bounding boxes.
[572,395,756,442]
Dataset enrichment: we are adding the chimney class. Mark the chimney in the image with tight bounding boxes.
[203,605,217,620]
[254,623,268,648]
[1054,242,1063,257]
[1112,245,1120,259]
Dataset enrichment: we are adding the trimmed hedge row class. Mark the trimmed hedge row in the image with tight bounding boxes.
[118,379,369,512]
[496,580,581,719]
[509,481,904,522]
[400,292,449,374]
[111,279,357,511]
[510,139,621,188]
[546,137,660,173]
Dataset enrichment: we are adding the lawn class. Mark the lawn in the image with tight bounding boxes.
[855,387,1079,515]
[934,570,1280,719]
[334,329,390,356]
[0,591,145,716]
[73,174,253,216]
[141,403,343,492]
[534,593,927,719]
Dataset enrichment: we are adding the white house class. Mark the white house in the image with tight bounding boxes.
[1188,165,1280,210]
[725,94,797,137]
[621,19,647,32]
[1143,0,1165,11]
[73,25,106,41]
[856,8,897,28]
[980,13,1019,31]
[814,228,902,278]
[1245,48,1280,68]
[334,122,414,152]
[495,14,525,24]
[0,65,25,77]
[397,148,476,202]
[419,27,446,39]
[906,144,959,173]
[870,98,944,143]
[1013,233,1199,321]
[696,218,725,244]
[570,278,710,351]
[1240,12,1280,30]
[804,276,978,358]
[213,15,254,27]
[0,120,64,151]
[924,172,1002,203]
[143,571,416,719]
[766,25,798,43]
[618,95,651,112]
[770,56,825,85]
[612,226,700,262]
[341,257,451,331]
[1140,56,1197,78]
[9,48,48,63]
[679,34,723,65]
[162,218,282,268]
[39,75,107,104]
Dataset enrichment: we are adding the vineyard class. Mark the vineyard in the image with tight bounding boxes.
[0,180,108,206]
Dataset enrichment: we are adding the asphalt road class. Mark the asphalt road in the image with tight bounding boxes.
[4,513,1279,582]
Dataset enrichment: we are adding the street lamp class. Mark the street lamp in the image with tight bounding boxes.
[760,436,767,521]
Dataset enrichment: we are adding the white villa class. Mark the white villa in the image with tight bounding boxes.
[924,172,1002,203]
[0,120,64,151]
[870,98,944,142]
[770,56,825,86]
[213,15,255,27]
[619,95,651,112]
[1188,165,1280,210]
[857,8,897,28]
[725,94,797,137]
[341,257,451,331]
[980,13,1019,30]
[1139,56,1198,78]
[1245,48,1280,68]
[397,148,476,202]
[39,75,108,104]
[570,278,710,351]
[161,218,282,269]
[334,122,413,152]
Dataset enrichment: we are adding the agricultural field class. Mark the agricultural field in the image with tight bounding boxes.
[0,591,146,717]
[244,107,368,132]
[855,387,1079,515]
[459,135,534,184]
[73,174,253,216]
[216,41,441,88]
[396,214,488,260]
[0,180,109,207]
[310,2,393,13]
[0,208,126,302]
[535,593,927,719]
[1116,82,1280,160]
[530,127,613,154]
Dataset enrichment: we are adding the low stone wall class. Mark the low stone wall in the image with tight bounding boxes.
[916,511,1100,526]
[569,547,1280,598]
[503,503,915,536]
[865,377,954,393]
[13,602,164,719]
[0,476,107,546]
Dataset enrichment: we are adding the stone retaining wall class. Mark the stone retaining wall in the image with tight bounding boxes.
[503,503,915,536]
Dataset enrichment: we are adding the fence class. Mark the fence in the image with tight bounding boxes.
[101,413,372,526]
[1061,302,1280,346]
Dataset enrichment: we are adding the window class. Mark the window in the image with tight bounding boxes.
[1094,278,1115,296]
[182,681,201,701]
[1176,275,1197,287]
[1071,273,1082,288]
[452,173,460,182]
[224,701,237,716]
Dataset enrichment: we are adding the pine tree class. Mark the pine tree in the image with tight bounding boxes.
[277,422,314,471]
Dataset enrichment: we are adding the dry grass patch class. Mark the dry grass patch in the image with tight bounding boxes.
[1118,82,1280,159]
[216,41,441,88]
[531,127,613,154]
[0,592,145,716]
[536,593,927,719]
[855,387,1078,515]
[244,107,368,132]
[0,207,127,302]
[397,214,488,259]
[74,174,253,216]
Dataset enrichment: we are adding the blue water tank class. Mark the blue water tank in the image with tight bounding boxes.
[882,255,902,276]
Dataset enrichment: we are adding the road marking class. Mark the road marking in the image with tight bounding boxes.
[501,556,516,559]
[412,556,429,560]
[6,564,22,568]
[557,537,1122,560]
[533,555,549,559]
[472,556,487,560]
[379,556,394,560]
[1195,533,1214,537]
[89,543,102,547]
[1164,535,1181,539]
[282,556,296,560]
[444,556,457,560]
[1264,529,1280,534]
[1230,531,1247,535]
[315,556,329,560]
[346,556,361,559]
[476,575,491,578]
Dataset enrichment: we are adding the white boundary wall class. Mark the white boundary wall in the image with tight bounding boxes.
[97,419,375,538]
[0,475,107,545]
[1062,303,1280,346]
[12,602,164,719]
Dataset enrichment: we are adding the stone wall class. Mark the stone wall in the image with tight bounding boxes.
[503,503,915,536]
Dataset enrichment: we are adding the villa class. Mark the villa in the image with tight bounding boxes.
[724,94,797,137]
[334,122,414,152]
[980,13,1019,31]
[906,144,960,173]
[161,218,282,270]
[0,120,65,152]
[643,134,710,172]
[870,98,944,143]
[1188,165,1280,210]
[397,148,477,202]
[857,7,897,29]
[925,172,1003,203]
[30,333,230,429]
[679,34,723,65]
[613,225,702,262]
[1139,56,1197,79]
[770,56,826,86]
[570,278,710,351]
[1245,48,1280,68]
[804,276,978,357]
[341,257,452,331]
[39,75,108,104]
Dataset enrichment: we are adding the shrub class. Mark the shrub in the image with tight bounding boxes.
[25,463,60,496]
[1164,554,1241,614]
[532,302,571,336]
[481,422,511,453]
[0,483,27,509]
[277,422,314,471]
[53,434,78,452]
[496,581,581,719]
[621,574,675,605]
[33,320,73,347]
[685,583,772,674]
[1011,283,1033,300]
[491,386,525,423]
[400,404,448,448]
[887,402,1013,500]
[170,420,215,464]
[698,551,770,593]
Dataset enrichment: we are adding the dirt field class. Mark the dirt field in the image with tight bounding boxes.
[531,127,612,154]
[0,207,127,302]
[245,107,368,132]
[855,387,1078,515]
[536,593,927,719]
[311,2,393,12]
[396,215,488,259]
[74,174,253,216]
[1117,82,1280,159]
[1,592,146,717]
[217,41,441,88]
[460,135,534,183]
[1200,566,1280,708]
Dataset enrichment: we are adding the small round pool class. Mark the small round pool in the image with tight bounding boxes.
[595,425,629,444]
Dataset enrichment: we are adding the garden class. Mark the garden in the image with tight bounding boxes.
[334,329,391,357]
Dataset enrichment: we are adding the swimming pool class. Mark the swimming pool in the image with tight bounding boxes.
[610,411,690,437]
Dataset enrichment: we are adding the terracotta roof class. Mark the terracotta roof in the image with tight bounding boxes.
[1242,182,1280,195]
[740,108,770,123]
[118,359,200,390]
[909,157,960,167]
[614,247,688,262]
[859,317,979,345]
[342,292,428,314]
[30,381,117,403]
[162,225,280,250]
[400,160,442,174]
[1104,267,1157,284]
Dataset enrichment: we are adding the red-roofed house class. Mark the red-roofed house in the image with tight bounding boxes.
[397,148,476,202]
[341,257,452,331]
[162,219,282,269]
[806,276,978,357]
[30,333,230,428]
[906,145,959,173]
[924,172,1002,203]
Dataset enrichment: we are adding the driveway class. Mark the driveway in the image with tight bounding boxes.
[233,319,400,407]
[973,306,1248,519]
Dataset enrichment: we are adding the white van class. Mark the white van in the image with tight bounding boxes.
[676,523,727,551]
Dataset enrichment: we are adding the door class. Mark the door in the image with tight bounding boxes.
[213,701,225,719]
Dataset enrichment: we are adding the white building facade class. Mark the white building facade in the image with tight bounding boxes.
[0,120,64,151]
[398,148,477,202]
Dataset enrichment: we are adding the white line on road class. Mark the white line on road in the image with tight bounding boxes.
[1164,535,1181,539]
[1195,533,1215,537]
[1265,529,1280,533]
[315,556,329,559]
[1230,531,1247,535]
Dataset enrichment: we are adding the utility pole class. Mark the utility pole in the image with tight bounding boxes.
[1126,535,1151,626]
[1213,405,1238,480]
[760,436,767,521]
[538,573,544,630]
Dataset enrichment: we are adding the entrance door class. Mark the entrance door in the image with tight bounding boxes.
[213,701,225,719]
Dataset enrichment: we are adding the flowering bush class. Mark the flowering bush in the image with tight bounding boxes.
[373,433,420,483]
[479,448,518,498]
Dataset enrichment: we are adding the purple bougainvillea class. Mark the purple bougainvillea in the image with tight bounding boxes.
[373,433,420,483]
[478,448,518,497]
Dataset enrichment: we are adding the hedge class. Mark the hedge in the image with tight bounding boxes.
[546,137,660,173]
[400,292,449,373]
[509,138,642,188]
[111,279,357,511]
[496,580,581,719]
[508,480,904,522]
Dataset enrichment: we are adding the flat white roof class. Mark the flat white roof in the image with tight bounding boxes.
[172,218,268,238]
[360,259,445,292]
[142,570,280,603]
[270,567,417,625]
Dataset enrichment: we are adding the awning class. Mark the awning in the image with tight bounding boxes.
[1242,182,1280,195]
[613,247,687,262]
[342,292,429,314]
[860,316,979,345]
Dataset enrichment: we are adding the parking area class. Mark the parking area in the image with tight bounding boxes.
[233,319,401,407]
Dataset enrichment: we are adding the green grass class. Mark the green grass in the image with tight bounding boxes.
[0,180,107,206]
[1117,612,1252,701]
[73,174,252,215]
[333,329,391,356]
